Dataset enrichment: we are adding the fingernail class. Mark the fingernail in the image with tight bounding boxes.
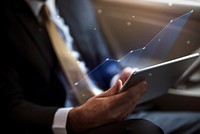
[118,79,123,90]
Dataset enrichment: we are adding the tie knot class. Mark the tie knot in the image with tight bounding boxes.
[40,5,51,22]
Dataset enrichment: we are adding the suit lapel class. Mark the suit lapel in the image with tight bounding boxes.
[15,2,55,69]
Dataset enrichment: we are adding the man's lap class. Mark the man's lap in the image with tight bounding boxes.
[127,111,200,134]
[87,118,164,134]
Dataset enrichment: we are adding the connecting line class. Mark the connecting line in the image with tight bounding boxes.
[75,10,193,84]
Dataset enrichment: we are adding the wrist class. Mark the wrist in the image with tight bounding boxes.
[66,106,90,134]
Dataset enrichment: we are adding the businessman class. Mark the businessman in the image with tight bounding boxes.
[0,0,199,134]
[0,0,165,134]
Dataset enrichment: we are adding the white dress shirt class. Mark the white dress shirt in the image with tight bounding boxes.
[25,0,106,133]
[25,0,78,134]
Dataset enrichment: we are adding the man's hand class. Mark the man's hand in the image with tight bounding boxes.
[118,67,139,84]
[67,78,147,133]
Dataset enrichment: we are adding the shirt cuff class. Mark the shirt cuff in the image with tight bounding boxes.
[52,107,73,134]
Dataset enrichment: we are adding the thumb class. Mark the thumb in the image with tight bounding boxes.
[97,79,123,97]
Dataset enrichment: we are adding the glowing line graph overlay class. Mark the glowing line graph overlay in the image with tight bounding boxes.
[75,10,193,89]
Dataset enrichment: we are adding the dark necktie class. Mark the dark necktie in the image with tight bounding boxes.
[40,5,94,104]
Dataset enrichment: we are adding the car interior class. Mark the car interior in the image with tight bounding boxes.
[91,0,200,111]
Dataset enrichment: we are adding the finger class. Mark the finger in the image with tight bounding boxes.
[114,80,147,105]
[122,81,147,117]
[109,81,147,118]
[97,79,122,97]
[117,79,123,90]
[91,81,147,123]
[124,80,147,103]
[129,80,147,96]
[120,67,133,82]
[124,67,138,78]
[104,80,147,109]
[119,67,138,84]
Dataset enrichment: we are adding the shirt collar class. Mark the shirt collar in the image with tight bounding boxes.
[25,0,57,18]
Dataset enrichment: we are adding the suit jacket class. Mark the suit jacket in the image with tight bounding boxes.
[0,0,121,133]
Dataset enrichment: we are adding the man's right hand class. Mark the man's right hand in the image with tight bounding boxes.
[67,79,147,134]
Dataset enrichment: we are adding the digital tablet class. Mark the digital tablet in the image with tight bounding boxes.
[119,53,199,104]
